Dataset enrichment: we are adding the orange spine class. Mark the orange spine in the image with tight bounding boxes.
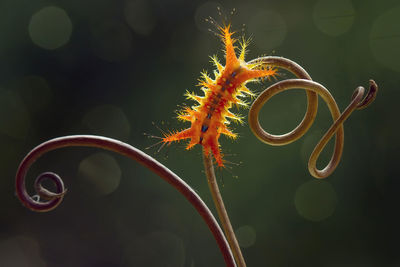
[163,25,277,166]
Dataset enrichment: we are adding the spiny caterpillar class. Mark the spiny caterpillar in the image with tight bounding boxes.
[162,24,277,167]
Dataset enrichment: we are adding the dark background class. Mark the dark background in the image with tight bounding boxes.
[0,0,398,266]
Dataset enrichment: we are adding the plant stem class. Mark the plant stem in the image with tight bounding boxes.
[203,151,246,267]
[15,135,236,266]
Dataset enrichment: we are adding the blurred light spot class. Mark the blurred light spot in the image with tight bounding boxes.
[0,235,46,267]
[248,10,287,52]
[82,104,131,140]
[18,75,52,111]
[29,6,73,50]
[124,0,156,35]
[313,0,355,36]
[370,6,400,72]
[235,225,256,248]
[194,2,222,33]
[294,180,337,221]
[91,20,134,62]
[78,152,121,195]
[0,89,30,139]
[123,231,185,266]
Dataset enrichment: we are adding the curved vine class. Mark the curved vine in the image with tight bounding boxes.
[14,57,378,267]
[202,56,377,267]
[247,56,378,178]
[15,135,236,267]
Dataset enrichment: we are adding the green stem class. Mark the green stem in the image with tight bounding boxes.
[203,151,246,267]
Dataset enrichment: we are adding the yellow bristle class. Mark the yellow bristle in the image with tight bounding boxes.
[200,71,214,84]
[238,85,255,97]
[238,36,250,62]
[246,61,263,70]
[184,90,202,104]
[233,97,249,108]
[200,87,209,96]
[213,70,221,80]
[210,55,223,72]
[220,127,238,139]
[224,110,244,124]
[177,114,192,122]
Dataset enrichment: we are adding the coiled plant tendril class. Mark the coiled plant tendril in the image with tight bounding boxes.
[201,56,377,267]
[14,56,377,267]
[248,56,378,178]
[15,135,236,266]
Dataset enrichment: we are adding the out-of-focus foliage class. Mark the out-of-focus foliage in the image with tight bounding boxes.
[0,0,398,266]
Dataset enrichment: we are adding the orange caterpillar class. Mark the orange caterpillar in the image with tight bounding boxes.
[163,25,277,167]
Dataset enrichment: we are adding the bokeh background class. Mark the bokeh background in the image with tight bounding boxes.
[0,0,398,266]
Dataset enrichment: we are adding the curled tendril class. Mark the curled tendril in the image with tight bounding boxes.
[200,57,377,267]
[15,56,377,267]
[34,172,66,201]
[247,56,378,178]
[15,135,236,267]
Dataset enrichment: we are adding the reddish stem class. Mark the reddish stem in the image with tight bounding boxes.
[15,135,236,267]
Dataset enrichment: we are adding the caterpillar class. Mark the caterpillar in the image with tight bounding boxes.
[162,24,277,167]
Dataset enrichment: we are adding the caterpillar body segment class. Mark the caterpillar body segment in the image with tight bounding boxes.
[163,25,277,167]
